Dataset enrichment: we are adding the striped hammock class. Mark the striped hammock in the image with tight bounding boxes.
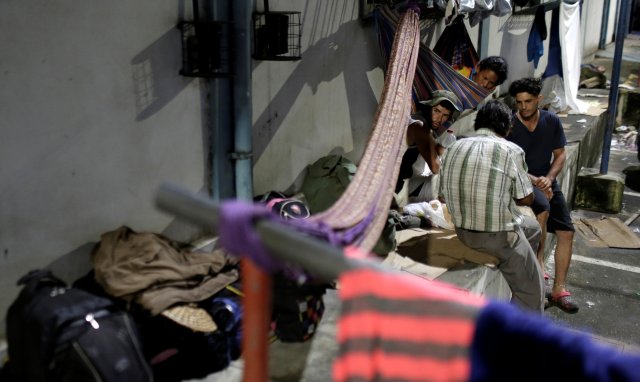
[307,8,421,251]
[433,15,480,79]
[375,6,491,111]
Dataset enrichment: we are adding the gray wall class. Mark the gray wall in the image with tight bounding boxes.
[251,1,382,195]
[0,1,209,334]
[0,0,618,338]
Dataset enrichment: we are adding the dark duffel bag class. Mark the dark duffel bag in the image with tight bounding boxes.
[5,269,153,382]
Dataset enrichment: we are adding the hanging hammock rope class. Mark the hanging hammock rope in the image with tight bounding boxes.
[375,6,491,111]
[306,8,421,251]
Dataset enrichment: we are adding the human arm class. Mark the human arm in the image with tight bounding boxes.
[529,146,564,199]
[533,114,567,190]
[407,120,441,174]
[514,192,534,206]
[545,147,566,184]
[511,148,535,206]
[531,147,565,189]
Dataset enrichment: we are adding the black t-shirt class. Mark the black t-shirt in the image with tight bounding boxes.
[507,110,567,177]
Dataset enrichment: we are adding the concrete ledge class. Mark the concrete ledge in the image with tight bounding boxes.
[573,168,625,213]
[436,263,510,301]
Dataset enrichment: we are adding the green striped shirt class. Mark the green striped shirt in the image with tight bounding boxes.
[439,128,533,232]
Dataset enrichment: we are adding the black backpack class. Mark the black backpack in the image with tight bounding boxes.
[5,269,153,382]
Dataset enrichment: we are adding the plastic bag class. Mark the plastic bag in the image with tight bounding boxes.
[460,0,494,12]
[402,199,454,230]
[423,200,454,229]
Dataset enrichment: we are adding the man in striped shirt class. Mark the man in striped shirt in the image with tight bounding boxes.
[439,100,544,312]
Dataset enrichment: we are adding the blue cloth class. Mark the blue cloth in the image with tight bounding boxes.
[543,7,563,78]
[527,20,544,68]
[508,110,567,177]
[470,301,640,382]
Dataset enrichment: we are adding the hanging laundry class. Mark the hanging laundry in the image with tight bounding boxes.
[559,1,588,113]
[527,6,547,69]
[470,301,639,381]
[333,267,484,382]
[543,7,562,78]
[462,0,513,27]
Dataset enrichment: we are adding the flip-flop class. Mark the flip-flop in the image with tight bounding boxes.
[549,291,579,314]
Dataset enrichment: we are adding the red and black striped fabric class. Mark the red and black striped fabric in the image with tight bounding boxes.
[334,260,486,382]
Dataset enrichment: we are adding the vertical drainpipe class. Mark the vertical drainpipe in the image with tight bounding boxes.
[599,0,611,50]
[232,0,253,201]
[477,17,490,59]
[207,1,234,201]
[232,2,271,382]
[600,0,631,174]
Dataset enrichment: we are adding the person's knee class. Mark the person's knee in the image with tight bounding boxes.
[536,210,549,224]
[531,189,551,213]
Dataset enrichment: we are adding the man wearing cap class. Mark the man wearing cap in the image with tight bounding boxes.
[395,90,462,206]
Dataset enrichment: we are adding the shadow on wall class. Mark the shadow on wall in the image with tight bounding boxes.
[252,16,383,164]
[158,185,217,242]
[46,242,96,285]
[131,27,195,121]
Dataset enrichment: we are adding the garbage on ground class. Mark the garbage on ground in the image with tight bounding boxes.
[580,64,607,89]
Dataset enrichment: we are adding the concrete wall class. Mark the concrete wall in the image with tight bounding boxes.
[582,0,607,57]
[251,1,383,195]
[0,0,619,339]
[0,0,209,334]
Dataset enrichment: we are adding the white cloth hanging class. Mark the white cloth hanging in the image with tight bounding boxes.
[559,1,588,113]
[499,14,536,92]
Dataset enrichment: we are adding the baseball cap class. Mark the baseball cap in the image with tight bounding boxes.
[419,90,463,112]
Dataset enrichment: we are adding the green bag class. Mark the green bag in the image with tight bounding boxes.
[300,155,356,214]
[300,154,396,255]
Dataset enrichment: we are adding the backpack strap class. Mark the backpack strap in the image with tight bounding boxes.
[17,269,66,294]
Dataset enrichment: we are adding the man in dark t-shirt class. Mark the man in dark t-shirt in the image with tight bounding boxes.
[507,77,578,314]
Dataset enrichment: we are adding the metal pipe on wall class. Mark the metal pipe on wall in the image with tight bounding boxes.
[599,0,611,50]
[207,1,235,201]
[232,0,254,202]
[230,2,272,382]
[600,0,632,174]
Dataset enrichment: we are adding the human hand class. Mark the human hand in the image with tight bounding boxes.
[533,175,552,190]
[531,176,553,200]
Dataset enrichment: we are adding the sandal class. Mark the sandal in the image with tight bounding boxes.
[549,291,579,314]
